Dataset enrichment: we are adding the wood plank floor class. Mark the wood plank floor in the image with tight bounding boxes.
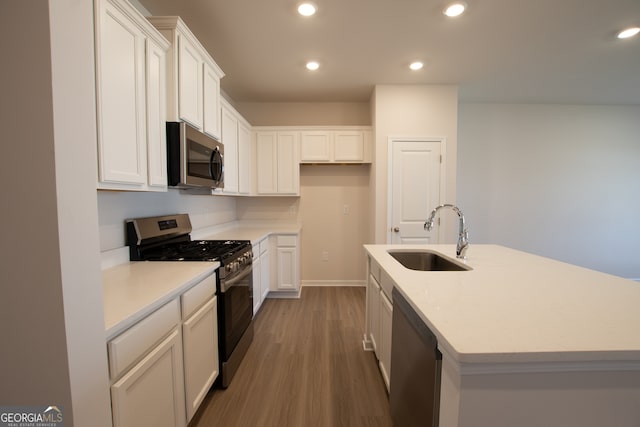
[190,287,392,427]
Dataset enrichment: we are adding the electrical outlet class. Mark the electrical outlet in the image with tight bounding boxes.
[322,251,329,261]
[343,205,349,215]
[289,205,296,215]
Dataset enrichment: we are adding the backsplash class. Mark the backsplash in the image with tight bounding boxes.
[97,190,237,252]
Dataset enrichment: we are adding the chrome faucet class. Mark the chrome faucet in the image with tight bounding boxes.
[424,204,469,259]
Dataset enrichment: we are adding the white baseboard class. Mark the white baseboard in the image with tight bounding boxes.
[266,288,302,299]
[301,280,366,287]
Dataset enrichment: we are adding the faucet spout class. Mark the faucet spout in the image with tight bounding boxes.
[424,204,469,259]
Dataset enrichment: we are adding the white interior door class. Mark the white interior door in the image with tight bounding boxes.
[389,139,443,244]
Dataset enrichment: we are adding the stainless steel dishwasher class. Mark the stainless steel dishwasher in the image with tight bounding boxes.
[390,287,442,427]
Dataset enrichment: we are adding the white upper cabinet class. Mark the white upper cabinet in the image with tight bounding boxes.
[145,38,168,188]
[254,130,300,195]
[94,0,170,191]
[203,62,222,140]
[334,130,369,162]
[299,128,372,163]
[147,16,224,141]
[221,98,252,196]
[177,34,203,129]
[300,131,332,162]
[237,121,251,194]
[221,102,239,194]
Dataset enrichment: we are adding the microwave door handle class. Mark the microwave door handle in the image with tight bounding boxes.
[209,149,216,180]
[210,148,223,183]
[220,265,253,293]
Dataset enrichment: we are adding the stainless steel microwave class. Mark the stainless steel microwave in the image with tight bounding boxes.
[167,121,224,189]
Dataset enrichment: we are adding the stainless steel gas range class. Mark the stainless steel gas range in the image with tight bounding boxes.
[126,213,253,388]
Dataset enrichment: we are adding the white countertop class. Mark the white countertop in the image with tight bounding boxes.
[196,222,301,245]
[365,244,640,366]
[102,261,219,340]
[102,221,301,340]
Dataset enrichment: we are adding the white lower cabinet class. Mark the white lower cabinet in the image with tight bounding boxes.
[252,251,262,315]
[182,296,218,421]
[365,256,393,392]
[271,234,300,294]
[379,290,393,391]
[111,328,185,427]
[260,244,270,301]
[368,273,381,354]
[251,236,270,314]
[108,272,218,427]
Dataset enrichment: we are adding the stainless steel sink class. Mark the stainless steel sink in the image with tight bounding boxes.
[388,250,472,271]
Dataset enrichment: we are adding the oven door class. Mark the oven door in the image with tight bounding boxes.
[218,265,253,361]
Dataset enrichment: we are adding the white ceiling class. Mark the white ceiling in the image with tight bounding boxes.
[139,0,640,104]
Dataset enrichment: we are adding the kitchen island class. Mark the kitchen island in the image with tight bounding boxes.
[364,244,640,427]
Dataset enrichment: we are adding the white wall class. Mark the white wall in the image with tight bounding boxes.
[236,102,371,126]
[372,85,459,244]
[299,165,370,283]
[234,102,372,284]
[0,1,112,425]
[98,191,237,251]
[458,103,640,279]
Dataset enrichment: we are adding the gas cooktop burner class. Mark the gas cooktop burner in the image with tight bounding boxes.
[142,240,250,262]
[126,214,251,264]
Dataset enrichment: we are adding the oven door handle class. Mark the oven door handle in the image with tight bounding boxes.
[220,265,253,293]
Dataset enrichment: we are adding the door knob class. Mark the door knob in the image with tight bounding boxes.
[393,227,400,232]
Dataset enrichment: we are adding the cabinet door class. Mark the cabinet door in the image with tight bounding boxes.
[178,34,203,129]
[111,329,186,427]
[334,131,365,162]
[221,106,238,194]
[203,62,221,140]
[300,131,332,162]
[368,274,381,355]
[252,255,261,315]
[145,38,167,189]
[238,121,251,194]
[276,132,300,195]
[256,132,278,194]
[261,249,270,300]
[182,297,218,422]
[379,291,393,392]
[276,246,298,291]
[96,0,147,186]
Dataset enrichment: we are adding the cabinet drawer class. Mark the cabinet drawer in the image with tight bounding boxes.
[276,235,297,247]
[181,273,216,319]
[108,299,180,380]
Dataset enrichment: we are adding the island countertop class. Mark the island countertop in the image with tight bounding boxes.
[364,244,640,366]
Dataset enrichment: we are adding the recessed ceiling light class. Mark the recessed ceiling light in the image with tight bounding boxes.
[306,61,320,71]
[617,27,640,39]
[297,2,317,16]
[409,62,424,71]
[444,2,467,17]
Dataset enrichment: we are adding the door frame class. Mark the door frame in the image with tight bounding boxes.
[386,136,448,244]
